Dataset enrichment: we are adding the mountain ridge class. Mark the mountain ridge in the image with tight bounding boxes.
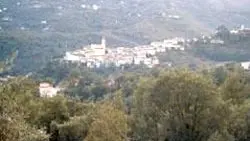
[0,0,250,73]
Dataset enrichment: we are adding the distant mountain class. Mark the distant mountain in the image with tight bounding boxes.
[1,0,250,42]
[0,0,250,73]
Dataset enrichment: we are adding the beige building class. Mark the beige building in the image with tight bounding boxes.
[90,37,106,56]
[39,83,59,97]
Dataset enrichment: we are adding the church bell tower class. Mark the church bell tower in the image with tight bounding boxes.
[101,37,106,48]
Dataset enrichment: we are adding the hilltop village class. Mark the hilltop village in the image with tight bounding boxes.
[63,25,250,69]
[64,37,185,68]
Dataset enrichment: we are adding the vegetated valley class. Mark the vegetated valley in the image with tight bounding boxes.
[1,0,250,141]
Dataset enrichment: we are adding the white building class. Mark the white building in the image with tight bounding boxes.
[230,29,239,34]
[241,25,245,30]
[193,38,199,42]
[145,47,156,55]
[39,83,59,97]
[166,44,183,50]
[151,38,185,51]
[230,25,250,34]
[151,41,163,47]
[241,62,250,70]
[134,56,145,65]
[2,17,12,22]
[41,20,47,24]
[81,4,86,9]
[64,52,82,62]
[95,61,101,68]
[92,4,99,10]
[156,47,166,53]
[210,39,224,44]
[168,15,181,19]
[164,38,179,45]
[152,58,160,65]
[87,61,93,68]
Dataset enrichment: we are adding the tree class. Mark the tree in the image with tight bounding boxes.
[113,73,140,97]
[211,66,229,85]
[85,95,129,141]
[0,116,49,141]
[132,69,222,141]
[207,130,234,141]
[65,70,108,100]
[0,51,17,74]
[36,96,70,133]
[53,116,92,141]
[0,77,48,141]
[131,77,160,141]
[48,99,96,141]
[219,72,250,140]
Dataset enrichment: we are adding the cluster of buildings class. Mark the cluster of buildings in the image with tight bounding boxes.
[230,25,250,35]
[241,61,250,70]
[64,37,185,68]
[150,37,185,50]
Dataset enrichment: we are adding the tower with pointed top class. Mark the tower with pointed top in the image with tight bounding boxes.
[101,37,106,55]
[241,25,245,30]
[90,36,106,56]
[101,36,106,49]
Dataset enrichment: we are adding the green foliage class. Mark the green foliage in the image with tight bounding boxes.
[35,61,73,84]
[0,51,17,73]
[0,117,49,141]
[132,69,222,141]
[131,69,250,141]
[85,100,129,141]
[65,70,108,100]
[191,26,250,62]
[192,46,250,62]
[0,77,49,141]
[0,35,19,61]
[56,116,91,141]
[207,130,235,141]
[219,72,250,140]
[1,67,250,141]
[36,96,70,133]
[114,73,140,97]
[130,77,159,141]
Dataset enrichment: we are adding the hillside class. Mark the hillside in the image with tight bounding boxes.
[0,0,250,73]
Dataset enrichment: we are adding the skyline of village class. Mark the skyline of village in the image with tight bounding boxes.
[62,24,250,70]
[63,36,186,68]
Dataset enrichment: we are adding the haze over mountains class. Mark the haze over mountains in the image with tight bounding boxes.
[1,0,250,41]
[0,0,250,73]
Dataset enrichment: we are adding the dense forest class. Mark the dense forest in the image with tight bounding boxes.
[1,61,250,141]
